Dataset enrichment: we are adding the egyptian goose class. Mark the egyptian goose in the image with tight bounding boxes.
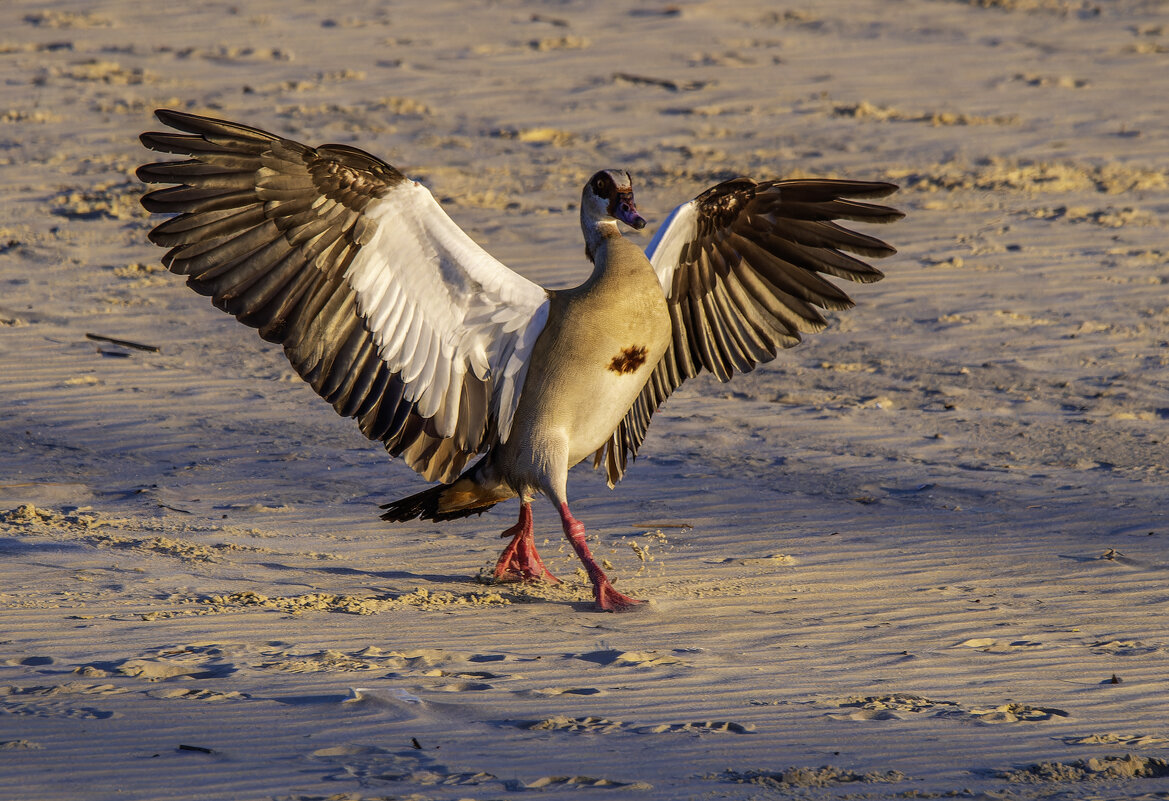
[137,109,902,611]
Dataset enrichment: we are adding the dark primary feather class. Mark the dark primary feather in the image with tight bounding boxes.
[594,177,903,485]
[137,109,488,483]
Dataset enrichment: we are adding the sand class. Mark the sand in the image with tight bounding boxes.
[2,0,1168,799]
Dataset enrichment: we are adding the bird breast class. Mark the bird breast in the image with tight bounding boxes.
[506,245,671,476]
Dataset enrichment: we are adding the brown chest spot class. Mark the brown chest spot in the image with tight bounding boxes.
[609,344,648,375]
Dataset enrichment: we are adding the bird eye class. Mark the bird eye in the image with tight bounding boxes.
[593,176,607,193]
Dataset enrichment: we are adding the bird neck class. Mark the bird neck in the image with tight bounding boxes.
[582,219,620,265]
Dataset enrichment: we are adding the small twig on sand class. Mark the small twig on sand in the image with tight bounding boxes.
[85,333,160,353]
[177,744,216,754]
[612,73,708,92]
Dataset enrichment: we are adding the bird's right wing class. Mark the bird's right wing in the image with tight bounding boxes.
[138,109,549,483]
[594,178,903,486]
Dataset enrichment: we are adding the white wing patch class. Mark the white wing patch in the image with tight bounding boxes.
[346,182,549,442]
[494,300,548,443]
[644,200,697,297]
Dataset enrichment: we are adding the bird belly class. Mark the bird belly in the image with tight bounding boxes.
[527,297,671,469]
[560,349,661,465]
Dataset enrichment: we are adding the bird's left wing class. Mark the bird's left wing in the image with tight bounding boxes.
[138,109,550,484]
[593,177,903,486]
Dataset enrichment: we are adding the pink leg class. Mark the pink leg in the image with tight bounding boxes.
[493,502,560,584]
[557,502,643,612]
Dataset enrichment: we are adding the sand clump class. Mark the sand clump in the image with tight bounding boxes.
[715,765,909,788]
[1,505,275,564]
[835,100,1018,126]
[1001,754,1169,783]
[521,715,753,735]
[889,158,1168,195]
[830,693,1070,724]
[1,504,116,532]
[198,587,509,615]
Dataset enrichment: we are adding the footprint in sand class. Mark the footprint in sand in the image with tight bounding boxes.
[0,685,121,720]
[999,754,1169,783]
[429,681,494,692]
[387,650,510,691]
[1062,733,1169,747]
[520,686,604,697]
[5,655,56,667]
[259,649,385,673]
[520,775,652,790]
[1089,639,1162,656]
[111,656,236,681]
[417,668,500,691]
[341,687,427,720]
[570,649,687,668]
[309,742,501,789]
[956,637,1044,653]
[517,715,754,735]
[828,694,1067,724]
[420,669,502,680]
[309,743,419,782]
[715,766,907,788]
[949,702,1069,723]
[146,687,249,701]
[829,694,960,721]
[638,721,754,734]
[382,648,481,670]
[2,682,125,697]
[522,715,625,734]
[250,645,511,678]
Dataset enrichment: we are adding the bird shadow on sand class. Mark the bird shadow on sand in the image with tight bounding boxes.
[255,558,616,611]
[255,560,470,585]
[0,536,89,557]
[267,692,353,707]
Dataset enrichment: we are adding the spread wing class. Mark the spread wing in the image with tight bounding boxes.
[138,109,549,484]
[593,177,903,486]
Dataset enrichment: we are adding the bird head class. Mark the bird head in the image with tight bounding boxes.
[581,169,646,231]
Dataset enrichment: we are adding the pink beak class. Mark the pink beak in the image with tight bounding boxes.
[616,194,647,229]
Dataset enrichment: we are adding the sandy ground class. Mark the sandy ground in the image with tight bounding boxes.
[2,0,1169,799]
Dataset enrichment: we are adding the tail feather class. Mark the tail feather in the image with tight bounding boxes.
[379,481,494,522]
[380,460,514,522]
